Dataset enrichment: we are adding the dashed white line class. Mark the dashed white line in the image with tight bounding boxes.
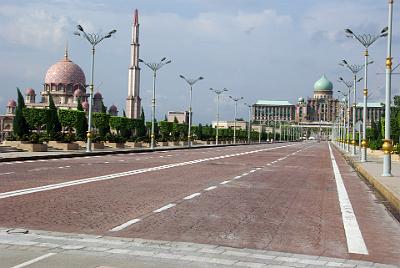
[183,193,201,200]
[234,176,242,179]
[249,170,256,173]
[220,180,230,185]
[154,203,176,213]
[0,172,15,176]
[328,143,368,255]
[109,218,141,232]
[242,173,249,176]
[204,186,217,191]
[10,253,57,268]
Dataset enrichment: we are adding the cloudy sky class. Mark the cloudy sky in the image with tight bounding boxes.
[1,0,399,123]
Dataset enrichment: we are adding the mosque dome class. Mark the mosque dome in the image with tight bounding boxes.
[25,88,35,95]
[7,100,16,107]
[82,101,89,110]
[109,104,117,112]
[298,97,304,103]
[314,74,333,91]
[44,53,86,85]
[94,92,102,99]
[73,88,83,97]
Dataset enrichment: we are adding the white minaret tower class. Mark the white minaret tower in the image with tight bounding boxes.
[126,9,141,119]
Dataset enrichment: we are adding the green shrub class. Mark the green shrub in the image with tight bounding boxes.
[369,139,383,150]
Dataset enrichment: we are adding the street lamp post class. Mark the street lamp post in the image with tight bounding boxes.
[339,60,365,155]
[229,96,243,144]
[139,58,172,149]
[74,25,116,153]
[244,103,252,144]
[338,78,353,153]
[210,88,228,145]
[345,27,388,162]
[383,0,394,176]
[179,75,204,148]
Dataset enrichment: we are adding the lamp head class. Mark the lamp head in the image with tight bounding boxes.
[165,60,172,64]
[161,57,166,61]
[179,75,185,79]
[109,29,117,35]
[138,59,143,63]
[76,25,84,32]
[345,28,354,37]
[223,88,228,92]
[339,77,344,81]
[357,77,363,82]
[342,59,348,65]
[199,76,204,80]
[73,31,81,36]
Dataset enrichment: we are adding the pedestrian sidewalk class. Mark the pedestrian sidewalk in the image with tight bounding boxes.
[335,144,400,218]
[0,228,396,268]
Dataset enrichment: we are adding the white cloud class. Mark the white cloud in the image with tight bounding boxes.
[0,5,72,48]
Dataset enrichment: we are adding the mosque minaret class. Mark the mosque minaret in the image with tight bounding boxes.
[126,9,141,119]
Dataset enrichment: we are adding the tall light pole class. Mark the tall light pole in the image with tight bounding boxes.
[338,78,353,153]
[139,57,171,149]
[339,59,365,155]
[244,103,252,144]
[338,93,348,150]
[229,96,243,144]
[345,27,388,162]
[383,0,394,176]
[179,75,204,148]
[210,88,228,145]
[74,25,116,152]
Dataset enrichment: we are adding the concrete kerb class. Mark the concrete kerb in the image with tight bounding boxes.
[0,142,279,163]
[332,143,400,218]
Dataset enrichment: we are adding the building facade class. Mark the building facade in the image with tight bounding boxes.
[253,74,384,126]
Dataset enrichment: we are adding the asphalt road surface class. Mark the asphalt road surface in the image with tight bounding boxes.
[0,142,399,266]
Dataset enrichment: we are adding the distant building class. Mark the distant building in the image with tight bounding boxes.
[253,74,384,126]
[167,111,189,124]
[211,120,247,130]
[253,100,295,123]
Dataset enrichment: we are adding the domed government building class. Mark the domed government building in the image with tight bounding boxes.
[252,74,385,127]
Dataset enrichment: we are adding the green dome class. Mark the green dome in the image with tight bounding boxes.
[314,74,333,91]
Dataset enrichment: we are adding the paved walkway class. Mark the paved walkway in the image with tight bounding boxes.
[335,144,400,219]
[0,228,396,268]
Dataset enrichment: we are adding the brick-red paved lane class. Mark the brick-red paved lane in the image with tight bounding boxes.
[111,142,400,265]
[1,142,399,264]
[0,144,281,192]
[0,143,302,233]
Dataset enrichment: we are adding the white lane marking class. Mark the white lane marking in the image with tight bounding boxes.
[256,167,262,170]
[0,172,15,176]
[10,253,57,268]
[271,161,277,164]
[242,173,249,176]
[109,218,141,232]
[154,203,176,213]
[234,176,242,179]
[328,143,368,255]
[94,156,101,158]
[204,186,217,191]
[104,162,109,164]
[58,167,64,169]
[220,180,230,184]
[15,161,23,164]
[25,160,34,163]
[249,170,256,173]
[0,144,294,199]
[119,160,125,162]
[65,166,71,168]
[183,193,201,200]
[267,163,272,166]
